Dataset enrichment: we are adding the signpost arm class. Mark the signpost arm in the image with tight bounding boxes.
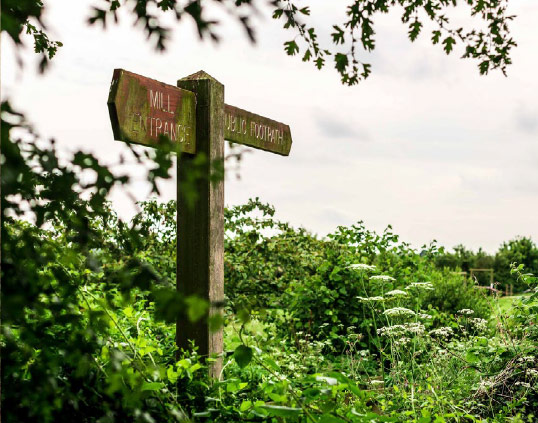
[176,71,225,378]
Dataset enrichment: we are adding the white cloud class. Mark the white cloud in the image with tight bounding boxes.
[2,0,538,252]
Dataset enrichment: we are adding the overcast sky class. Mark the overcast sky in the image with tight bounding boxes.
[2,0,537,252]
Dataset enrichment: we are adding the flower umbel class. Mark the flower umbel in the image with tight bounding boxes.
[406,282,434,291]
[357,296,384,303]
[429,327,454,338]
[383,307,415,318]
[370,275,395,282]
[348,263,377,272]
[385,289,408,297]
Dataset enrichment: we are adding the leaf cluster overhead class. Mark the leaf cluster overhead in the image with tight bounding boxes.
[3,0,517,83]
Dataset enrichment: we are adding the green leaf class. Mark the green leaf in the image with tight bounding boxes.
[209,313,225,331]
[465,351,480,364]
[268,392,287,402]
[302,387,321,398]
[334,53,348,74]
[302,49,312,62]
[331,25,345,45]
[166,366,179,383]
[272,9,283,19]
[185,295,209,322]
[264,357,280,372]
[432,30,442,45]
[479,60,490,75]
[409,20,422,42]
[284,40,299,56]
[234,345,253,368]
[141,381,164,391]
[442,36,456,54]
[319,415,348,423]
[237,308,250,323]
[239,400,252,412]
[261,405,302,417]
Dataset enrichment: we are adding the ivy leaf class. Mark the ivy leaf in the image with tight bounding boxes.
[234,345,253,368]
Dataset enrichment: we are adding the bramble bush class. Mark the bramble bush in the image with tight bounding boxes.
[223,201,492,348]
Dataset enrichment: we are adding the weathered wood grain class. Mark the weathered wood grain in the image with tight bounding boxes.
[108,69,196,153]
[176,71,225,379]
[224,104,292,156]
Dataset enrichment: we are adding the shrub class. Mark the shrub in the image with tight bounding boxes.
[495,237,538,292]
[423,269,492,319]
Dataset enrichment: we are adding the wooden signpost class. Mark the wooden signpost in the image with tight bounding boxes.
[224,105,292,156]
[108,69,292,377]
[108,69,197,153]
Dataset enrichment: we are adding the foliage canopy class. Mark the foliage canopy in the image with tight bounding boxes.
[3,0,517,83]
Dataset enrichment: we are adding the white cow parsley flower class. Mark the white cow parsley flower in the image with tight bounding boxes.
[383,307,416,318]
[357,296,384,302]
[370,275,395,282]
[526,369,538,377]
[385,289,408,297]
[429,327,454,338]
[470,318,488,331]
[394,337,411,347]
[478,379,495,391]
[377,325,407,337]
[348,263,377,272]
[406,322,426,335]
[515,382,531,388]
[406,282,434,291]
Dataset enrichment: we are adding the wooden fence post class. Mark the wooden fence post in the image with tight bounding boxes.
[176,71,225,378]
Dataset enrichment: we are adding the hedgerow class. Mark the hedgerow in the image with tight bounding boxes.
[3,108,537,421]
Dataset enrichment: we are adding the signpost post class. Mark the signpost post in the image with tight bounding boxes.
[108,69,293,378]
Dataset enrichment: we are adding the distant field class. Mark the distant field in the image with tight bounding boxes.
[493,294,530,317]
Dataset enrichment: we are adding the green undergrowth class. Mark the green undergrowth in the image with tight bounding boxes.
[3,197,538,423]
